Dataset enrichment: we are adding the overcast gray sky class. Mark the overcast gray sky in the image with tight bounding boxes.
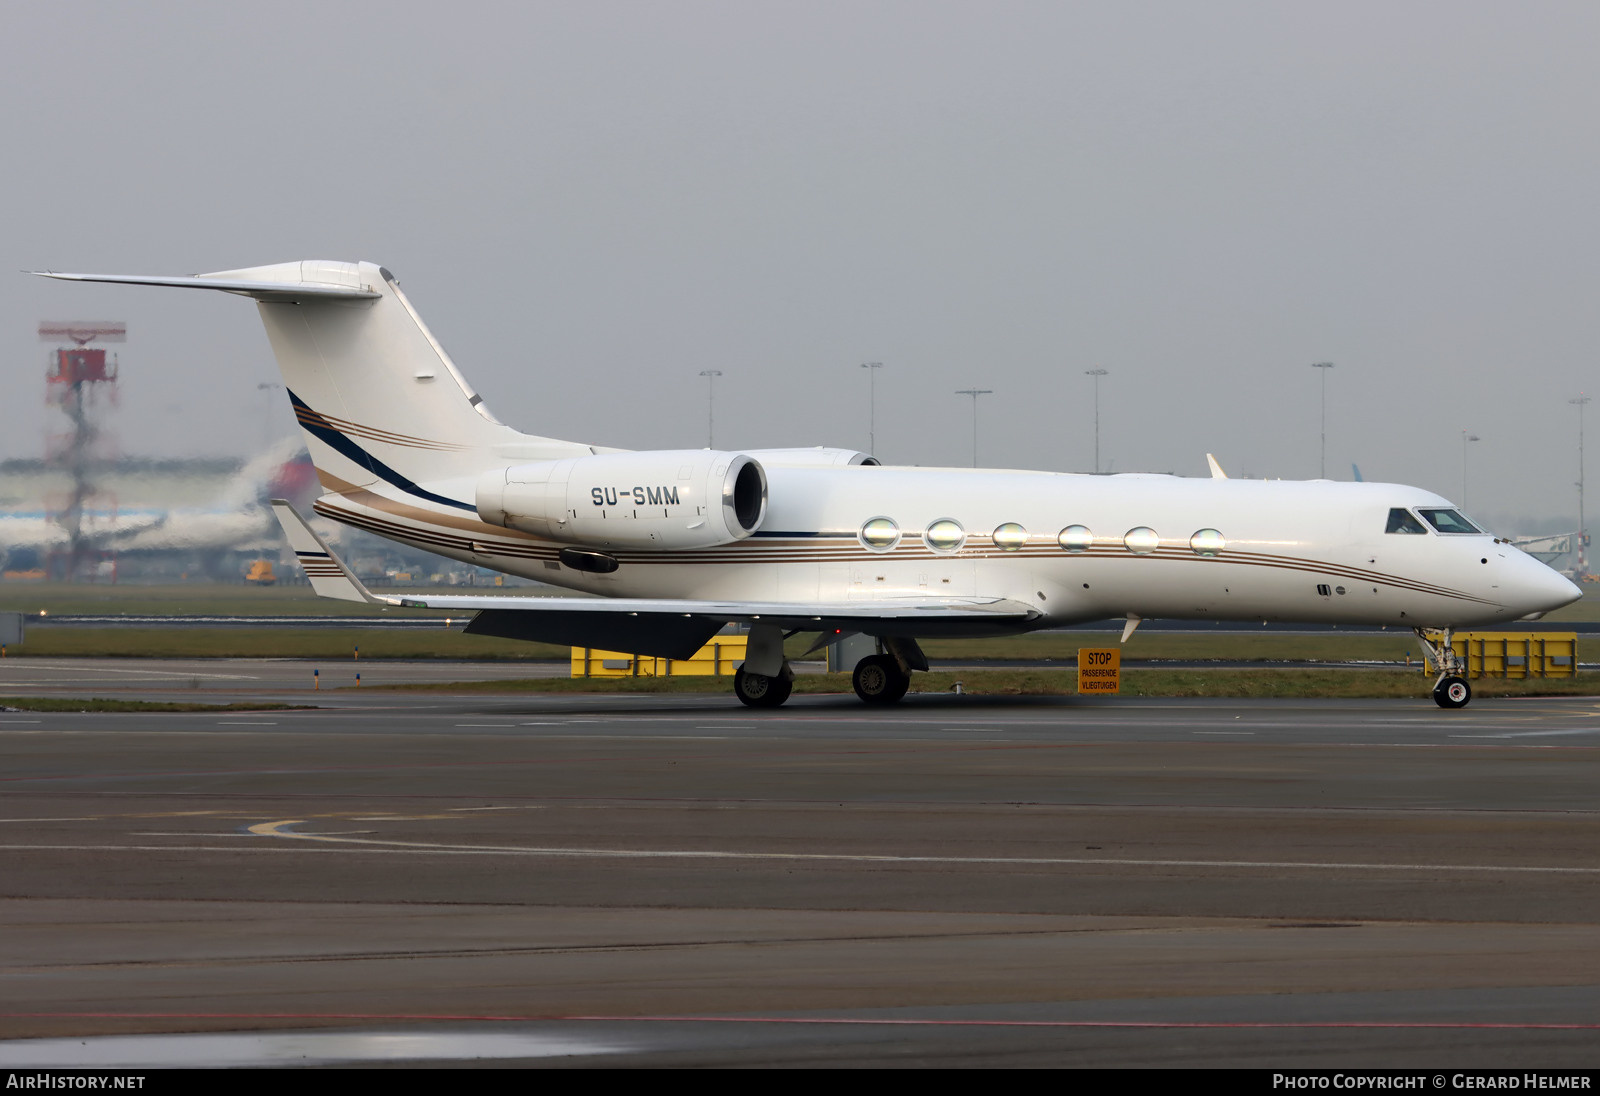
[5,1,1597,530]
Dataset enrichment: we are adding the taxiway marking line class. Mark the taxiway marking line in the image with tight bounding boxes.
[6,1011,1600,1031]
[1450,728,1600,739]
[231,821,1600,874]
[0,666,259,680]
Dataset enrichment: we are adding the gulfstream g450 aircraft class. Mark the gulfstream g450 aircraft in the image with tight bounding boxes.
[38,261,1582,709]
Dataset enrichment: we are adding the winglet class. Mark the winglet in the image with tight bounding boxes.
[270,500,381,604]
[1206,453,1228,479]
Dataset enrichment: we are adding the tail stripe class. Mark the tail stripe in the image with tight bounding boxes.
[289,390,476,513]
[292,406,471,452]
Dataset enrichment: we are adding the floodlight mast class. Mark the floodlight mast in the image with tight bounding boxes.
[1311,362,1334,478]
[1461,431,1480,509]
[1085,368,1108,473]
[1573,395,1591,576]
[860,362,883,457]
[698,369,723,448]
[954,388,993,467]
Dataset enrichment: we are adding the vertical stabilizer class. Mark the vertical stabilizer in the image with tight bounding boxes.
[37,262,597,502]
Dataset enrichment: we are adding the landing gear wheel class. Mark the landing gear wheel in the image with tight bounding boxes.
[734,667,792,708]
[853,654,911,705]
[1433,675,1471,709]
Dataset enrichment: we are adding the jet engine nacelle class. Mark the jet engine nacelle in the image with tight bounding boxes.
[476,449,767,549]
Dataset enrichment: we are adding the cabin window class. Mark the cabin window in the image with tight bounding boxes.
[1190,528,1225,556]
[992,522,1028,551]
[859,517,900,551]
[924,518,966,552]
[1417,508,1483,535]
[1123,527,1159,554]
[1385,508,1427,535]
[1058,525,1094,552]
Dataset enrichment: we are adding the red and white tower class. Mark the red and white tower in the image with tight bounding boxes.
[38,321,124,582]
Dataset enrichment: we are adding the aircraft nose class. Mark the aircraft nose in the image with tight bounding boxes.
[1510,555,1583,615]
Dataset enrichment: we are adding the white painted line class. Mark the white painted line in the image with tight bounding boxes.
[224,822,1600,875]
[1450,728,1600,739]
[1,666,259,680]
[217,721,278,726]
[1192,731,1257,735]
[511,734,736,740]
[0,1031,631,1067]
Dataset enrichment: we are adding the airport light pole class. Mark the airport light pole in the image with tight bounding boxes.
[256,381,283,449]
[1461,431,1480,509]
[1311,361,1334,478]
[1085,368,1108,473]
[860,362,883,457]
[698,370,722,448]
[955,388,993,468]
[1573,395,1591,576]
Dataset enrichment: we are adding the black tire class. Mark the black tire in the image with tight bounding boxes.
[852,654,911,705]
[734,667,792,708]
[1433,675,1471,709]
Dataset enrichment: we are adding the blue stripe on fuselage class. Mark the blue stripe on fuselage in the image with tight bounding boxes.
[287,390,475,512]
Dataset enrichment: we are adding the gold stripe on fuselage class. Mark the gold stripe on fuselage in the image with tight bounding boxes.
[309,482,1497,607]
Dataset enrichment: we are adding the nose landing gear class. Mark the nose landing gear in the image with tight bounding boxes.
[1414,627,1472,709]
[1433,674,1472,708]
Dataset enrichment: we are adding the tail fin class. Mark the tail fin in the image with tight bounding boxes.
[38,262,593,500]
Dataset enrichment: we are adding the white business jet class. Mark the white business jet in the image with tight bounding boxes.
[37,261,1582,709]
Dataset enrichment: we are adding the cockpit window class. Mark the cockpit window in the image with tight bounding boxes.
[1417,508,1483,535]
[1386,508,1427,535]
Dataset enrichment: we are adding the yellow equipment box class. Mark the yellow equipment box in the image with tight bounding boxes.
[1419,631,1577,679]
[572,634,748,678]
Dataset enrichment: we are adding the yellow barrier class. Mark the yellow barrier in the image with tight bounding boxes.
[1419,631,1577,679]
[571,635,749,678]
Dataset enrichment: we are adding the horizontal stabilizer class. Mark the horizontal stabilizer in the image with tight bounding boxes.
[33,271,380,302]
[270,500,380,604]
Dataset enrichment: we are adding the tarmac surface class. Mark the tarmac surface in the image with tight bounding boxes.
[3,659,1600,1067]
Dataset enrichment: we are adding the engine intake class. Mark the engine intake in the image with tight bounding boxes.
[477,450,767,550]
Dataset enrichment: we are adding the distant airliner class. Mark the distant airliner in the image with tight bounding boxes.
[37,261,1581,708]
[0,438,318,574]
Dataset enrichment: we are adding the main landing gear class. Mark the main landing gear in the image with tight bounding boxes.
[733,665,793,708]
[731,628,927,709]
[1414,627,1472,709]
[852,654,911,705]
[733,623,796,709]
